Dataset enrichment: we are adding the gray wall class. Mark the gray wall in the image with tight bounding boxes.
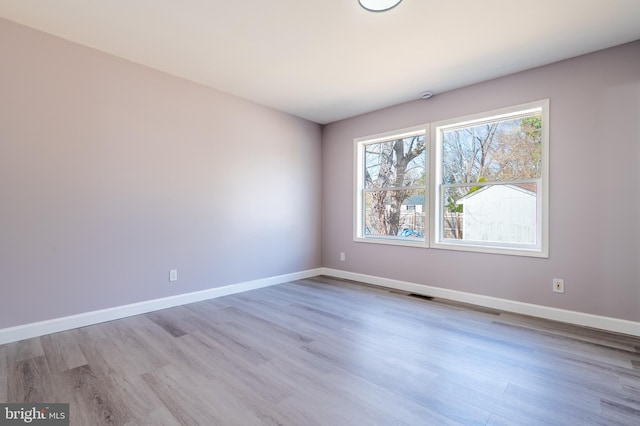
[0,19,323,329]
[2,17,639,330]
[322,41,640,322]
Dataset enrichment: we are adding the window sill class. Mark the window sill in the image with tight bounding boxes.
[431,241,548,258]
[354,236,427,248]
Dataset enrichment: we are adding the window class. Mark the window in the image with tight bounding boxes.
[431,100,549,256]
[354,100,549,257]
[354,126,427,246]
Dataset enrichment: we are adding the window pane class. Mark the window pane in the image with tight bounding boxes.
[442,113,541,185]
[364,189,425,239]
[364,135,426,189]
[442,182,537,244]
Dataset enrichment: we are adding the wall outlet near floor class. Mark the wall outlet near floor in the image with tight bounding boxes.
[553,278,564,293]
[340,252,346,262]
[169,269,178,282]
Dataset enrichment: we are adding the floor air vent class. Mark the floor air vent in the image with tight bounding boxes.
[408,293,434,301]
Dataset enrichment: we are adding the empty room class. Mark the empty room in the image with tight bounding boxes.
[1,1,640,425]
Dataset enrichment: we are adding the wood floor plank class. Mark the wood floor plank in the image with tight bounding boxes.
[177,330,294,406]
[500,383,605,425]
[7,354,55,403]
[61,364,133,425]
[41,331,88,372]
[145,308,196,338]
[124,406,181,426]
[92,320,170,377]
[182,314,277,366]
[2,276,640,425]
[141,364,274,426]
[4,336,44,363]
[601,399,640,425]
[265,352,463,426]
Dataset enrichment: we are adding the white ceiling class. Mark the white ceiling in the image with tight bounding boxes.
[1,1,639,124]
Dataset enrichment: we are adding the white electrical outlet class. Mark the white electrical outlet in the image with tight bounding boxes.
[340,252,346,261]
[553,278,564,293]
[169,269,178,282]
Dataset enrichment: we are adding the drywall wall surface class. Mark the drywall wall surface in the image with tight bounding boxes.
[0,18,322,328]
[322,40,640,322]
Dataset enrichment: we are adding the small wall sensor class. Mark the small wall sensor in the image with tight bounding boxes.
[420,91,434,100]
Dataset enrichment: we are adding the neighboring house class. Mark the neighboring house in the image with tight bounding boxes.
[400,194,425,235]
[369,194,425,236]
[402,194,425,213]
[457,185,536,244]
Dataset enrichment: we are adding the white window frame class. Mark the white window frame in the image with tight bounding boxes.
[354,125,428,247]
[429,99,549,257]
[353,100,549,258]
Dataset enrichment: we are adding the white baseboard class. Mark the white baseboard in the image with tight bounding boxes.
[0,268,323,345]
[321,268,640,337]
[3,267,637,345]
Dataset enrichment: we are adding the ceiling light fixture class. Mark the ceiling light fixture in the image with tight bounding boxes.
[359,0,403,12]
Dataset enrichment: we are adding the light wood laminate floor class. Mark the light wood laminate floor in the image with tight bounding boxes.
[1,276,639,425]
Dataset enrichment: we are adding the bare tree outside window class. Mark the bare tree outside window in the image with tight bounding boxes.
[355,100,548,256]
[441,113,542,242]
[363,135,426,239]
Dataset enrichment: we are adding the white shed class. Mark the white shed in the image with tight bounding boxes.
[457,185,536,244]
